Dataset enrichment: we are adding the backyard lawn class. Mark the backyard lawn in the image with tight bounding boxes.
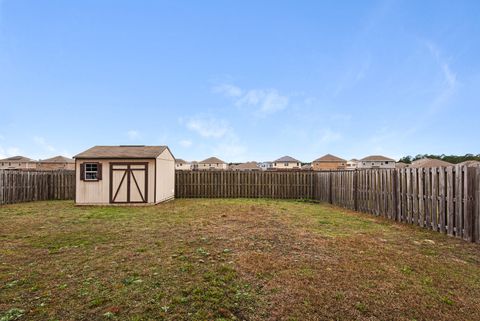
[1,199,480,321]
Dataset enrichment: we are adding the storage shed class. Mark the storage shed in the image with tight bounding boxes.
[74,145,175,205]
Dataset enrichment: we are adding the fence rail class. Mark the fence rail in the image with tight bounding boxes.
[176,168,480,242]
[0,169,75,205]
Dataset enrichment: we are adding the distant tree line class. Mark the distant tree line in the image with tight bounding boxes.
[398,154,480,164]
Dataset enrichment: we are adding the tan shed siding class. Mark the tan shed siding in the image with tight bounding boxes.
[156,149,175,203]
[75,158,156,205]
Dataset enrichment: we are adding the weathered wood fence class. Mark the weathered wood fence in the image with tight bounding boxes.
[0,170,75,205]
[176,167,480,242]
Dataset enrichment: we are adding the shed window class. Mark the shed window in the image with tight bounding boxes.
[85,163,98,180]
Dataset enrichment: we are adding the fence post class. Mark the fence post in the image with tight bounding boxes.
[353,170,358,211]
[474,167,480,243]
[0,170,4,205]
[328,171,333,204]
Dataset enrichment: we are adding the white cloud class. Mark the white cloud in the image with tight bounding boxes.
[127,130,140,140]
[319,129,342,143]
[182,116,247,161]
[33,136,55,152]
[212,140,247,161]
[236,89,289,115]
[186,117,230,138]
[179,139,192,148]
[0,146,21,159]
[213,84,289,116]
[213,84,243,97]
[426,41,458,109]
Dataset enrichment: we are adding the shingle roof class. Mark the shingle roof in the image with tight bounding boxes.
[231,162,259,170]
[457,160,480,167]
[360,155,395,162]
[410,158,453,168]
[74,146,169,159]
[175,158,188,164]
[40,156,74,163]
[0,155,35,162]
[395,162,408,168]
[199,157,226,164]
[313,154,346,163]
[274,156,300,162]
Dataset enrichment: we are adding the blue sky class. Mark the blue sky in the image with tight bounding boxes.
[0,0,479,162]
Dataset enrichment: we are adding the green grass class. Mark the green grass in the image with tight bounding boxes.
[1,199,480,320]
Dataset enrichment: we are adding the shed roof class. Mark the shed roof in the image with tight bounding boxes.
[274,156,300,162]
[199,157,226,164]
[74,145,169,159]
[40,156,74,163]
[0,155,35,162]
[360,155,395,162]
[410,158,453,168]
[313,154,346,162]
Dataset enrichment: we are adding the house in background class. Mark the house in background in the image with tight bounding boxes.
[0,156,37,170]
[312,154,346,171]
[346,159,358,170]
[301,164,312,171]
[410,158,453,168]
[74,145,175,205]
[395,162,408,169]
[458,160,480,167]
[230,162,261,171]
[259,161,273,171]
[272,156,301,170]
[175,159,191,170]
[198,157,228,170]
[357,155,395,169]
[190,161,199,171]
[37,156,75,170]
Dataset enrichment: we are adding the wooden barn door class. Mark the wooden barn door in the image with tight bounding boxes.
[110,163,148,204]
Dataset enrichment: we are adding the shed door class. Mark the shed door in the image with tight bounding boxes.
[110,163,148,203]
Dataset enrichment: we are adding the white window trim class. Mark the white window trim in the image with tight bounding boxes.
[85,163,98,181]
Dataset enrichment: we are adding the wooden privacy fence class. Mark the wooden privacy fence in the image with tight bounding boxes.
[0,170,75,205]
[175,167,480,242]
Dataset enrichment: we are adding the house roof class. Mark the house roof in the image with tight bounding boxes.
[410,158,453,168]
[349,158,359,162]
[457,160,480,167]
[199,157,226,164]
[274,156,300,162]
[40,156,74,163]
[0,155,35,162]
[360,155,395,162]
[313,154,346,163]
[74,145,169,159]
[301,164,312,170]
[395,162,408,168]
[175,158,188,164]
[231,162,260,170]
